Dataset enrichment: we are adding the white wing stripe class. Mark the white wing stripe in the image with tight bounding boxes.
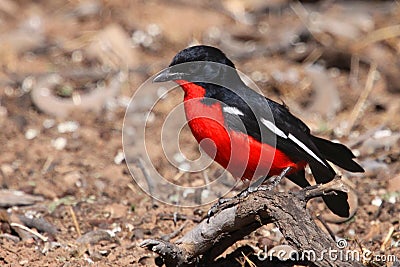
[223,108,326,167]
[260,118,288,139]
[288,133,326,166]
[223,106,244,116]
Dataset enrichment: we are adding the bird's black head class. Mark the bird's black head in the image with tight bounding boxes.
[153,45,239,84]
[168,45,235,68]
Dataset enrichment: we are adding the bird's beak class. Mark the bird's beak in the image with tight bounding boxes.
[153,68,187,83]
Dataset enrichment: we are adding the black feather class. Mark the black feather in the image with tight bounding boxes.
[308,162,350,217]
[286,169,310,188]
[311,136,364,173]
[322,193,350,218]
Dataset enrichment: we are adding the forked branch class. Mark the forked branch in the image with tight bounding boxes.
[140,176,364,267]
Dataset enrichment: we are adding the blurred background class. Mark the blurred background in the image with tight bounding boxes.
[0,0,399,266]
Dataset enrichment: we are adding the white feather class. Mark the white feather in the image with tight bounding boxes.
[223,106,244,116]
[288,133,326,166]
[260,118,288,139]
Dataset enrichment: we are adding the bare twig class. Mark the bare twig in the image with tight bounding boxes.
[41,156,54,174]
[18,215,58,236]
[0,233,20,243]
[380,225,394,252]
[10,222,48,242]
[290,1,325,45]
[345,63,377,135]
[316,214,336,241]
[354,24,400,50]
[30,72,126,117]
[76,229,116,245]
[69,206,81,237]
[0,190,44,207]
[347,124,385,148]
[135,157,157,208]
[349,55,360,89]
[161,221,189,241]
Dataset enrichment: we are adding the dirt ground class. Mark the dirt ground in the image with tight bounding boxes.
[0,0,400,266]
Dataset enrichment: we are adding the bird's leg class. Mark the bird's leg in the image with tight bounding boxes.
[267,166,292,189]
[207,191,245,223]
[248,166,292,192]
[207,167,292,222]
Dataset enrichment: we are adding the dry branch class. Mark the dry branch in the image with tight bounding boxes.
[140,177,365,267]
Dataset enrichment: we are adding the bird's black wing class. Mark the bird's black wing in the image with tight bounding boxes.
[212,84,333,175]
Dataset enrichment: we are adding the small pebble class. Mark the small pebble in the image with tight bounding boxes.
[132,29,154,47]
[5,86,14,96]
[147,23,161,36]
[294,42,307,54]
[52,137,67,150]
[43,119,55,129]
[22,76,35,92]
[201,189,209,200]
[114,150,124,164]
[391,239,400,248]
[373,129,392,139]
[388,195,397,204]
[57,121,79,133]
[110,225,121,235]
[125,223,134,232]
[348,229,356,236]
[352,149,361,157]
[183,188,195,198]
[371,196,382,207]
[71,50,83,63]
[19,259,29,266]
[84,255,94,264]
[25,129,39,140]
[328,67,340,78]
[142,35,153,47]
[132,30,146,44]
[179,162,190,172]
[173,153,185,163]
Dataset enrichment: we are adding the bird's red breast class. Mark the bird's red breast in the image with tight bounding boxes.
[177,80,306,180]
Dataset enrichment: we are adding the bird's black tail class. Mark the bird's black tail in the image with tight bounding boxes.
[308,162,350,218]
[311,136,364,173]
[307,136,364,218]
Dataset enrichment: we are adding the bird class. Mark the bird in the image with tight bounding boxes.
[153,45,364,218]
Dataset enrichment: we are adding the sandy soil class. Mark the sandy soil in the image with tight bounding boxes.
[0,0,399,266]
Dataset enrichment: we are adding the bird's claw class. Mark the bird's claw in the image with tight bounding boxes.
[207,197,231,223]
[206,187,258,223]
[206,170,292,223]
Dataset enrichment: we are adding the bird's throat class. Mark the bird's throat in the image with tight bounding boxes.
[175,80,207,100]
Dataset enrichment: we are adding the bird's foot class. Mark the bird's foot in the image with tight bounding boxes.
[206,167,292,223]
[206,184,272,223]
[248,166,292,192]
[206,188,250,223]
